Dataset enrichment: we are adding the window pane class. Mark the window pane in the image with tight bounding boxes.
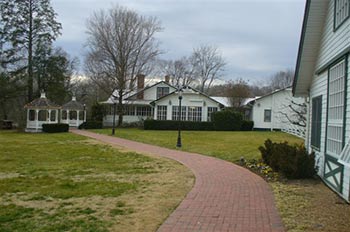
[207,107,218,122]
[29,110,36,121]
[157,87,170,99]
[69,111,77,120]
[264,110,271,122]
[335,0,350,29]
[157,105,167,120]
[50,111,56,121]
[38,110,47,121]
[188,106,202,122]
[62,110,67,120]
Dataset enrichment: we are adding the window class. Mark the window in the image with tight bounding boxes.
[50,110,56,122]
[29,110,36,121]
[172,106,187,121]
[264,109,271,122]
[79,111,84,120]
[334,0,350,30]
[124,105,136,116]
[62,110,67,120]
[157,105,167,120]
[188,106,202,122]
[326,59,346,156]
[69,111,77,120]
[38,110,47,121]
[156,87,169,99]
[136,106,152,116]
[207,107,218,122]
[311,96,322,149]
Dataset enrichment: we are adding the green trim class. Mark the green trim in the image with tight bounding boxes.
[324,154,344,193]
[292,0,311,96]
[333,0,350,32]
[311,95,322,149]
[343,55,348,149]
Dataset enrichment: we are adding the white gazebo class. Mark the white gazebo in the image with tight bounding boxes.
[61,96,86,127]
[24,92,61,132]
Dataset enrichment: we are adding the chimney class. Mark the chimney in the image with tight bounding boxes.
[137,74,145,99]
[165,75,170,84]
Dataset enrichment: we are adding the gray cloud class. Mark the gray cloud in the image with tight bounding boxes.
[52,0,305,84]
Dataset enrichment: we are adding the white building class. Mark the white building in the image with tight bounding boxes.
[251,87,306,137]
[293,0,350,201]
[102,75,224,126]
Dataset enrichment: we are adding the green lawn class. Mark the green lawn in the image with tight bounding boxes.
[92,128,303,162]
[0,131,193,232]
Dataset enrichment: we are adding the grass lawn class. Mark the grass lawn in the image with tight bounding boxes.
[0,131,193,232]
[92,128,350,232]
[92,128,303,162]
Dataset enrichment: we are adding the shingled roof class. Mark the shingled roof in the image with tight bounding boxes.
[62,96,84,110]
[24,92,61,109]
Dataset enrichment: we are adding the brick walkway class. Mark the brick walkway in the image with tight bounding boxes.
[72,130,284,232]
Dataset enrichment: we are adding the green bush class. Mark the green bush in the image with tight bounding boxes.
[258,139,316,179]
[78,121,103,129]
[241,120,254,131]
[212,110,243,131]
[144,119,214,131]
[42,123,69,133]
[91,103,105,121]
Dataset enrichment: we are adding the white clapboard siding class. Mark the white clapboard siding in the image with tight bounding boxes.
[316,0,350,69]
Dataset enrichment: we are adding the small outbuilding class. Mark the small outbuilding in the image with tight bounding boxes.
[61,96,86,127]
[24,92,61,132]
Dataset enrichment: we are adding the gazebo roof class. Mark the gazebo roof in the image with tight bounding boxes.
[62,96,84,110]
[24,92,61,109]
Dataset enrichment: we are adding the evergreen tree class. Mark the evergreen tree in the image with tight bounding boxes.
[0,0,62,101]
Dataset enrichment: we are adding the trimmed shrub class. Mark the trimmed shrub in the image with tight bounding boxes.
[258,139,316,179]
[78,121,103,129]
[241,120,254,131]
[144,119,214,131]
[42,123,69,133]
[91,103,105,121]
[212,110,243,131]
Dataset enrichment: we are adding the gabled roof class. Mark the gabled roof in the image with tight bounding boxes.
[24,92,61,109]
[292,0,329,96]
[125,81,176,100]
[150,86,225,108]
[255,87,292,102]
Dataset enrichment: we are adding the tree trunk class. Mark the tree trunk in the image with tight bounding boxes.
[117,91,123,126]
[27,0,34,102]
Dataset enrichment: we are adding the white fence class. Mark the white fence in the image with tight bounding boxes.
[281,124,306,139]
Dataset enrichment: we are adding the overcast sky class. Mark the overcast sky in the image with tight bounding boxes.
[51,0,306,84]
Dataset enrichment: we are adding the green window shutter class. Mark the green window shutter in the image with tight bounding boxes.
[311,96,322,149]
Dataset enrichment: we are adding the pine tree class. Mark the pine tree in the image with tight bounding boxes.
[0,0,62,101]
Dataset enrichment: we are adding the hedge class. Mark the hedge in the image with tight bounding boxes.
[241,120,254,131]
[258,139,316,179]
[144,119,214,130]
[78,121,103,129]
[212,110,243,131]
[42,123,69,133]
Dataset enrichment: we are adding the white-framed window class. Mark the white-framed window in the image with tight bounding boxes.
[334,0,350,29]
[207,107,218,122]
[188,106,202,122]
[123,105,135,116]
[156,87,169,99]
[326,59,346,156]
[157,105,167,120]
[264,109,272,122]
[136,106,152,116]
[172,106,187,121]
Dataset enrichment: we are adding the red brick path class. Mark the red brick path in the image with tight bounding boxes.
[72,130,284,232]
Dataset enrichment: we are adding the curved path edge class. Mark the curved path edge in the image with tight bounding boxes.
[71,129,284,232]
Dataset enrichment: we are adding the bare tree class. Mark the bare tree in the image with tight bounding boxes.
[158,57,195,87]
[278,97,307,128]
[270,69,294,90]
[84,5,162,126]
[190,45,225,93]
[226,78,252,108]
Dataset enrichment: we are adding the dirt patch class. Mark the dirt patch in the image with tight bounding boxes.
[271,179,350,232]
